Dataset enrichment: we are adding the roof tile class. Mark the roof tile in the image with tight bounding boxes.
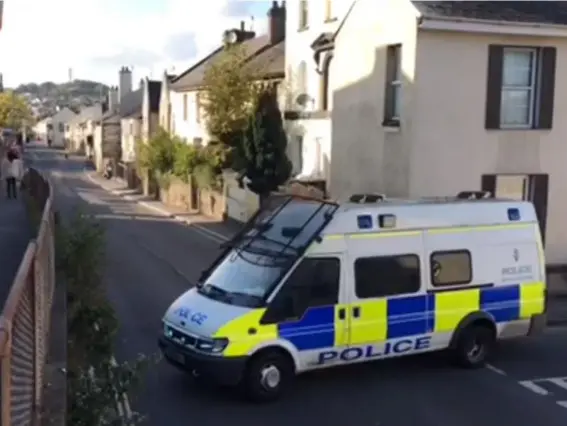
[412,1,567,25]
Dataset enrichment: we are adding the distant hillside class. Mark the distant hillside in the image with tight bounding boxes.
[12,80,109,118]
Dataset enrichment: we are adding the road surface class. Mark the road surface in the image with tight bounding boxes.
[29,146,567,426]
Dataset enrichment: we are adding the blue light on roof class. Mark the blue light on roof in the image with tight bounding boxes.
[507,208,520,221]
[357,214,373,229]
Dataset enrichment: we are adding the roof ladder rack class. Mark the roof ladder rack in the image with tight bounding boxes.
[349,193,386,203]
[456,191,493,200]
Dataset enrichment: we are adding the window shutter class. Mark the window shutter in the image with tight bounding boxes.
[485,45,503,129]
[538,47,556,130]
[529,174,549,245]
[481,174,496,196]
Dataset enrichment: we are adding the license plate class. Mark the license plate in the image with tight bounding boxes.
[165,348,185,365]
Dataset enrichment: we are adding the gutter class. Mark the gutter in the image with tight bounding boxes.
[419,15,567,37]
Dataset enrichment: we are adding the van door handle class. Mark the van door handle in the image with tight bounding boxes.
[352,307,360,318]
[338,308,346,320]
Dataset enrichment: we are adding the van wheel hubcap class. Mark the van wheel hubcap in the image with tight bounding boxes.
[468,338,484,361]
[260,365,280,390]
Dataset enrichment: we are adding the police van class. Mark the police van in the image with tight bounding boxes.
[158,191,547,402]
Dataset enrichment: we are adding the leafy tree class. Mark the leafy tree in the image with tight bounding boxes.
[0,90,33,129]
[242,91,292,199]
[202,43,262,163]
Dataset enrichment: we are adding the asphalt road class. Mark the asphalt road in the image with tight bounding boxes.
[29,146,567,426]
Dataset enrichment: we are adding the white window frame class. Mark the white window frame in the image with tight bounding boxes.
[500,47,538,129]
[386,45,402,121]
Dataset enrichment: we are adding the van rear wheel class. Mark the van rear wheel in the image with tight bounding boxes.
[242,350,294,403]
[453,324,495,368]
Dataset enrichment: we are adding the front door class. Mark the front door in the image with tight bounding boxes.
[346,232,430,363]
[262,255,347,371]
[482,174,549,244]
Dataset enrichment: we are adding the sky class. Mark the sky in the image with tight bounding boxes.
[0,0,271,88]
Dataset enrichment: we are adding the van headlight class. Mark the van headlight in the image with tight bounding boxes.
[196,337,229,354]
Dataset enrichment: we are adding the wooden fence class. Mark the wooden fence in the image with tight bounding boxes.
[0,168,55,425]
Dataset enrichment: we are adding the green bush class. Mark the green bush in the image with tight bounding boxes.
[59,213,154,425]
[136,129,175,174]
[173,141,199,182]
[192,143,228,190]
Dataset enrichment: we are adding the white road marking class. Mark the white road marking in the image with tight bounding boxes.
[519,379,551,395]
[84,170,230,244]
[518,376,567,409]
[485,363,507,375]
[549,377,567,391]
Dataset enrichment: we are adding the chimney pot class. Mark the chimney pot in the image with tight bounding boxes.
[268,0,286,45]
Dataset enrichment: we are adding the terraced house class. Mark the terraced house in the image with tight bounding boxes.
[331,0,567,264]
[162,1,286,147]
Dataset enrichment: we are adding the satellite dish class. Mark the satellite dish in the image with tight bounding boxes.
[295,93,312,108]
[224,30,238,44]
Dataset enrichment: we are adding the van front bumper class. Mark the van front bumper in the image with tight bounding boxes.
[158,336,247,386]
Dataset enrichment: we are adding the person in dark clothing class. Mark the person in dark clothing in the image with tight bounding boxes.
[1,150,17,199]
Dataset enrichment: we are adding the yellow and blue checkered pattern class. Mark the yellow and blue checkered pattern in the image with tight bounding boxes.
[215,282,545,356]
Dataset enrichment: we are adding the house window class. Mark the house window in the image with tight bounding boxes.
[299,0,308,30]
[296,61,308,104]
[501,49,537,127]
[324,0,333,21]
[320,54,333,110]
[383,44,401,126]
[195,92,201,123]
[296,135,304,175]
[129,122,133,135]
[485,45,556,130]
[183,94,188,121]
[58,122,64,132]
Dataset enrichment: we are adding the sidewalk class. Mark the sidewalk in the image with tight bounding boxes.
[0,195,32,308]
[85,172,242,243]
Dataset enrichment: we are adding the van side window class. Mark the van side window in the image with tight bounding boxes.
[262,257,340,323]
[354,254,420,298]
[430,250,472,287]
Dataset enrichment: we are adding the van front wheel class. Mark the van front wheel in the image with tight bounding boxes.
[242,350,294,403]
[453,324,495,368]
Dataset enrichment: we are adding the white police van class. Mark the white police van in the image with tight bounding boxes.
[159,191,546,401]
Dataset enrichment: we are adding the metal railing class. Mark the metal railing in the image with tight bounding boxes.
[0,168,55,425]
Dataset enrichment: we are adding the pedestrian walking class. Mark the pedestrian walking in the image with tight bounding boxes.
[1,150,16,199]
[1,150,23,199]
[11,151,24,198]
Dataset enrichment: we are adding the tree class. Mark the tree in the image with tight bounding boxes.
[202,43,261,165]
[0,91,33,129]
[242,91,292,199]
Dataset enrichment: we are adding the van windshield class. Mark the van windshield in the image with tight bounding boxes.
[198,196,338,308]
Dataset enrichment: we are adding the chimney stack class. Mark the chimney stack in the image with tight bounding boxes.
[108,86,118,112]
[268,1,286,45]
[118,66,132,103]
